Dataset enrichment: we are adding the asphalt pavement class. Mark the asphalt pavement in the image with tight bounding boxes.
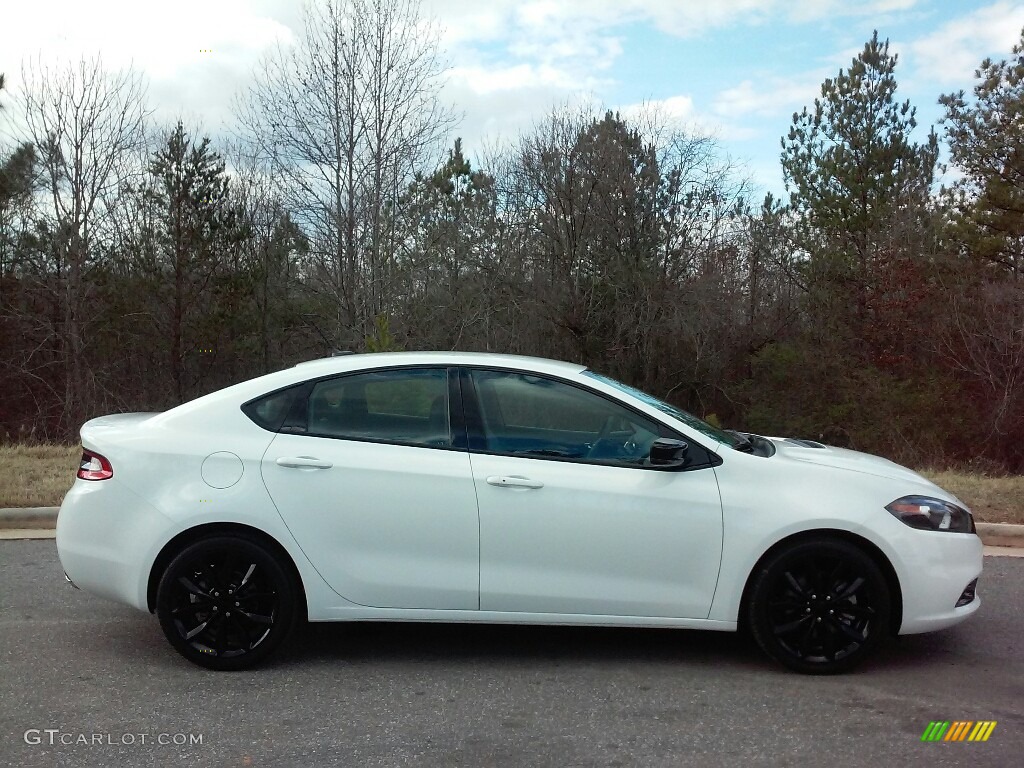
[0,540,1021,767]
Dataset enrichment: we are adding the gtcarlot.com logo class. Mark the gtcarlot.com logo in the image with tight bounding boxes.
[921,721,997,742]
[24,730,203,747]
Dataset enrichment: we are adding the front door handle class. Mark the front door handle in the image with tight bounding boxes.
[486,475,544,489]
[276,456,333,470]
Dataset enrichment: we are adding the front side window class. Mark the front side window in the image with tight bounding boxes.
[467,369,672,466]
[583,369,741,449]
[307,368,451,447]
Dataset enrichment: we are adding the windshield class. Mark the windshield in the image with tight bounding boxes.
[582,370,743,448]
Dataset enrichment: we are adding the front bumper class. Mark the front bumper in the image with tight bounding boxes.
[886,526,984,634]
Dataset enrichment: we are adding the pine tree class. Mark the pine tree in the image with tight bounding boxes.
[941,29,1024,277]
[781,32,939,330]
[0,74,37,213]
[395,138,498,347]
[148,121,238,401]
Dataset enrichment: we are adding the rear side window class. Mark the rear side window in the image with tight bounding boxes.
[307,368,451,447]
[485,373,608,432]
[242,385,306,432]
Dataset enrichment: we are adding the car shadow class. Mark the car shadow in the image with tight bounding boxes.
[865,625,980,672]
[277,620,768,670]
[273,618,982,677]
[85,604,979,676]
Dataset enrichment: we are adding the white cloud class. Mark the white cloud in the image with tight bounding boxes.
[447,63,606,95]
[713,75,825,120]
[1,0,291,77]
[698,66,835,149]
[0,0,293,136]
[908,1,1024,86]
[426,0,923,44]
[617,95,761,144]
[787,0,917,24]
[639,95,697,123]
[442,82,596,153]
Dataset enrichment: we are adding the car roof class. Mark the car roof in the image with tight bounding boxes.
[292,351,587,377]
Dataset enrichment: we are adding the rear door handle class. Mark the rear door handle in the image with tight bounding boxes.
[486,475,544,489]
[276,456,333,469]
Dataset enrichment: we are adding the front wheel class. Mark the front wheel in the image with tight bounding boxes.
[156,535,298,670]
[748,537,891,674]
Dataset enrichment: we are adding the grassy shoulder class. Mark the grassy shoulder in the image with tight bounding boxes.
[0,444,79,508]
[0,444,1021,525]
[919,470,1024,526]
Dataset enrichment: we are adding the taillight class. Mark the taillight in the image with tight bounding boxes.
[77,450,113,481]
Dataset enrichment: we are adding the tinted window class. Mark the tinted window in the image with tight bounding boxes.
[468,370,669,465]
[583,370,740,448]
[242,385,305,432]
[307,368,451,447]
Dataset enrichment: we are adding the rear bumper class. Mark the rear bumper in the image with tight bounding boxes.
[56,479,173,612]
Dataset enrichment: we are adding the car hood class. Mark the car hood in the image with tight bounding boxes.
[767,437,953,497]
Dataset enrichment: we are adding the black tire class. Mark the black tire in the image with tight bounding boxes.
[748,537,890,674]
[156,535,298,670]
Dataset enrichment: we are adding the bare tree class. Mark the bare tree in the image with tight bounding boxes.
[227,143,311,373]
[235,0,454,346]
[18,56,149,433]
[942,283,1024,448]
[500,104,753,395]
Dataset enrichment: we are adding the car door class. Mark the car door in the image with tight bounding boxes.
[463,368,724,619]
[259,366,480,610]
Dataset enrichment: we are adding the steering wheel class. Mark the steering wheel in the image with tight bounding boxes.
[586,415,621,459]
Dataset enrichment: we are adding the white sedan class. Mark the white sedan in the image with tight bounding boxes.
[56,352,982,673]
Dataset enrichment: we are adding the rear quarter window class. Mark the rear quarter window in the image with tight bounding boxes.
[242,385,306,432]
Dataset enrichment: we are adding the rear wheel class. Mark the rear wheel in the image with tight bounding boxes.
[156,535,297,670]
[748,537,890,674]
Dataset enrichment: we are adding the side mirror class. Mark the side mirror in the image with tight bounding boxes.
[649,438,689,468]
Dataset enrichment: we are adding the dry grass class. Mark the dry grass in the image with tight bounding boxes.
[920,470,1024,525]
[0,444,1021,524]
[0,444,79,508]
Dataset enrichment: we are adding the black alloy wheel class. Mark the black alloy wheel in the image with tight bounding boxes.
[748,537,891,674]
[156,535,298,670]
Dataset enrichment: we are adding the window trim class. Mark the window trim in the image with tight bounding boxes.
[241,365,468,453]
[459,366,721,471]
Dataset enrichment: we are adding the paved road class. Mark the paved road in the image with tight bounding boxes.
[1,541,1021,767]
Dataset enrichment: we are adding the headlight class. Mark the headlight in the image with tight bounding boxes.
[885,496,975,533]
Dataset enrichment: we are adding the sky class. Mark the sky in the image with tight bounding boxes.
[1,0,1022,196]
